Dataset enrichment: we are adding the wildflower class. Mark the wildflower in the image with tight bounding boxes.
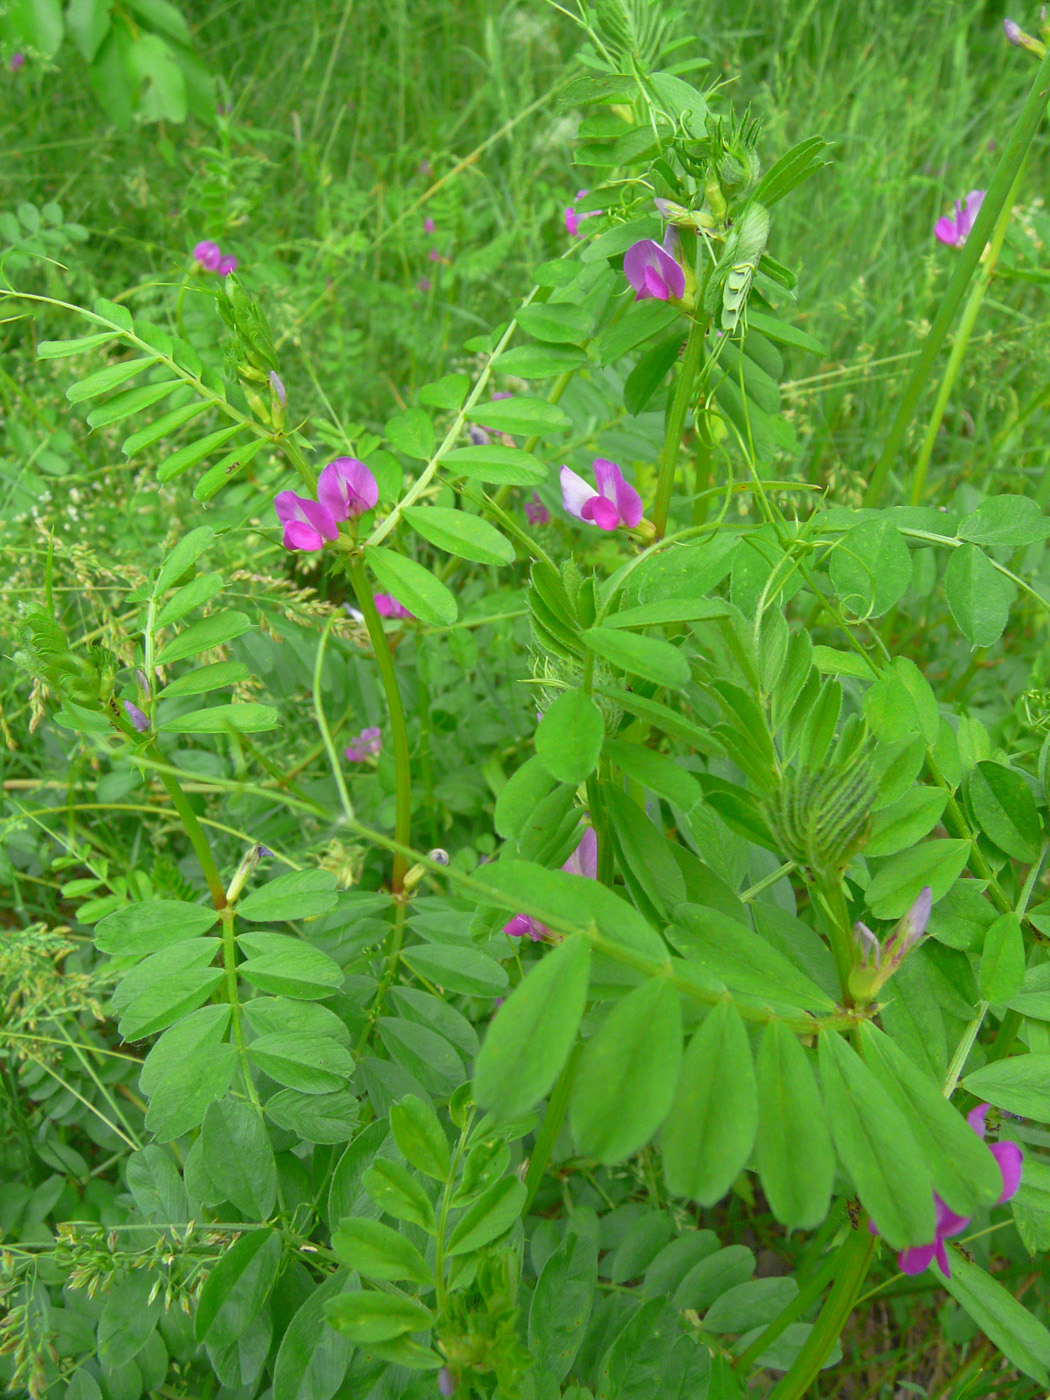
[317,457,379,520]
[849,887,931,1002]
[504,828,597,940]
[870,1104,1023,1278]
[193,240,223,271]
[1004,16,1024,42]
[428,249,442,262]
[344,726,382,762]
[417,277,432,293]
[217,254,238,276]
[1003,16,1046,51]
[374,593,414,620]
[624,228,686,301]
[524,493,550,526]
[438,1368,456,1398]
[561,458,643,532]
[935,190,986,247]
[424,216,435,234]
[123,701,149,733]
[274,458,378,551]
[564,189,600,237]
[269,371,287,407]
[10,53,25,71]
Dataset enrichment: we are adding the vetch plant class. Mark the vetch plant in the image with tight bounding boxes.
[7,2,1050,1398]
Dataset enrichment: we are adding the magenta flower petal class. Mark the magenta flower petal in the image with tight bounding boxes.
[274,490,338,551]
[898,1242,938,1275]
[560,465,595,521]
[967,1103,991,1137]
[193,240,222,270]
[564,827,598,879]
[504,913,544,941]
[524,493,550,526]
[318,457,379,521]
[217,254,238,276]
[124,701,150,733]
[991,1141,1024,1203]
[957,190,986,240]
[623,238,686,301]
[374,593,413,619]
[594,456,644,528]
[10,53,26,71]
[424,216,435,234]
[565,206,580,236]
[583,494,620,530]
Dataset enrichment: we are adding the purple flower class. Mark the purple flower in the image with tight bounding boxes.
[10,53,25,71]
[374,593,414,619]
[850,888,931,1001]
[424,216,436,234]
[624,228,686,301]
[217,254,238,276]
[564,189,600,237]
[123,701,150,733]
[935,190,986,248]
[524,493,550,526]
[504,829,597,941]
[428,249,442,262]
[344,725,382,762]
[274,458,377,551]
[438,1368,456,1398]
[193,240,222,271]
[274,491,339,551]
[561,458,643,532]
[468,425,490,446]
[269,371,287,407]
[871,1104,1023,1278]
[1004,17,1024,43]
[318,457,379,520]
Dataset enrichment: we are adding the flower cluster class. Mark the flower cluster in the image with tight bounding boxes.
[561,458,643,532]
[344,726,382,762]
[193,240,238,276]
[274,458,378,552]
[503,829,597,940]
[871,1104,1023,1278]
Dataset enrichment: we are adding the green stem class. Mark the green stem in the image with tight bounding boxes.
[280,435,319,493]
[652,316,707,539]
[865,45,1050,506]
[350,559,412,892]
[312,613,355,824]
[943,1002,989,1098]
[219,906,264,1116]
[767,1226,877,1400]
[149,746,227,909]
[523,1043,581,1215]
[812,872,856,1005]
[908,168,1023,505]
[434,1118,471,1313]
[734,1245,840,1373]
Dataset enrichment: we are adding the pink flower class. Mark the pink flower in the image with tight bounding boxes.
[623,228,687,301]
[564,189,600,237]
[560,458,643,532]
[424,216,435,234]
[317,457,379,520]
[193,240,222,271]
[10,53,25,71]
[417,277,432,293]
[274,458,378,551]
[428,249,442,262]
[524,493,550,526]
[274,492,339,551]
[870,1103,1023,1279]
[344,726,382,762]
[217,254,238,276]
[504,829,597,940]
[935,190,986,248]
[374,593,414,620]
